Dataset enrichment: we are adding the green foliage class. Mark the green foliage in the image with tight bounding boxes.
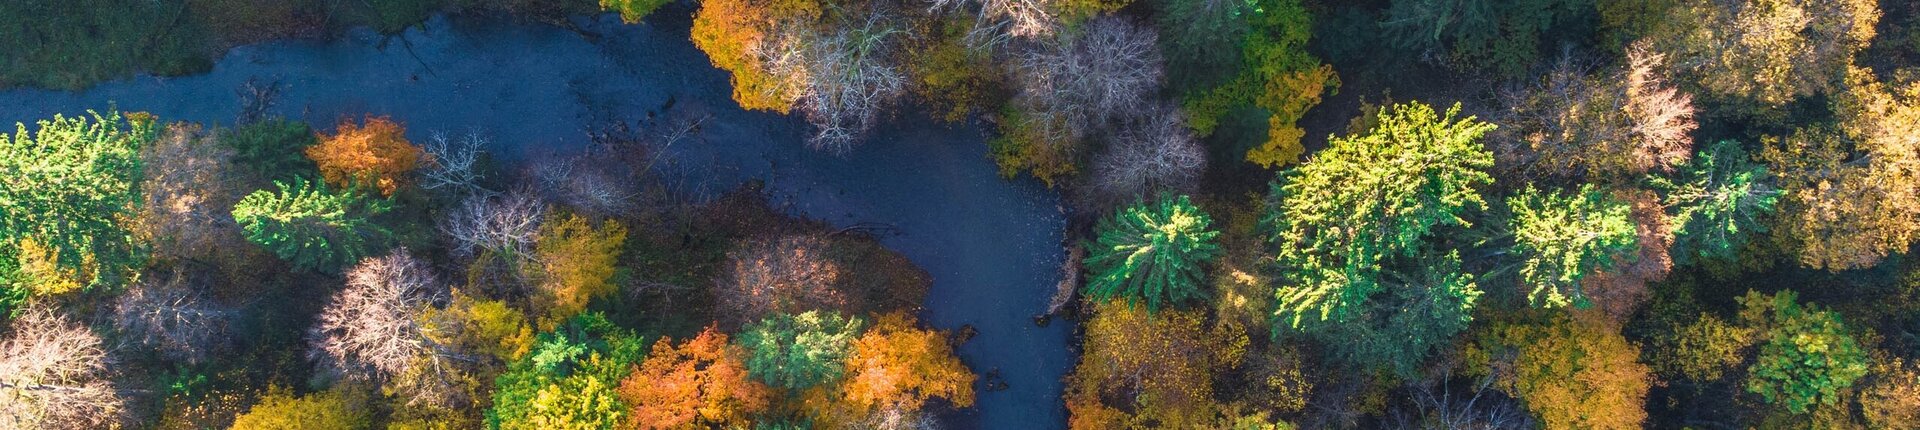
[231,177,393,272]
[1650,140,1781,265]
[1184,0,1339,168]
[738,311,866,390]
[220,118,318,183]
[1297,251,1481,377]
[0,1,210,89]
[488,312,644,430]
[229,386,375,430]
[1739,290,1871,414]
[1267,101,1495,327]
[1379,0,1593,76]
[602,0,670,23]
[0,109,155,292]
[1156,0,1256,88]
[1083,195,1221,311]
[1507,184,1639,308]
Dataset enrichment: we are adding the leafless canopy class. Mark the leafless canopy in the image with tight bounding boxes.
[0,307,123,430]
[534,153,639,217]
[441,191,545,262]
[113,270,232,364]
[421,130,491,195]
[714,235,850,328]
[764,10,910,153]
[927,0,1057,49]
[310,251,447,381]
[1011,16,1165,148]
[139,124,246,264]
[1089,107,1207,205]
[1490,43,1695,183]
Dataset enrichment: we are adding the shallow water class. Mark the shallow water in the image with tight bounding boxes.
[0,11,1070,429]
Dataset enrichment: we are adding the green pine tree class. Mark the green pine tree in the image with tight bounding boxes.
[231,177,392,272]
[0,109,155,293]
[737,311,865,390]
[1083,194,1221,311]
[1507,184,1639,308]
[1649,140,1780,264]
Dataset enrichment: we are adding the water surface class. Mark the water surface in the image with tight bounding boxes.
[0,11,1071,429]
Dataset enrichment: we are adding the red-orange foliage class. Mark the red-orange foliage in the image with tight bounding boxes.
[305,116,425,195]
[842,312,976,411]
[713,235,849,328]
[617,327,770,430]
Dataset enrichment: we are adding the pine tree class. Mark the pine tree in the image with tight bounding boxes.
[231,177,392,272]
[1507,184,1639,308]
[0,109,155,292]
[1083,194,1220,311]
[1649,140,1779,264]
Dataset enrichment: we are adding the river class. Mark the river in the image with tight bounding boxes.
[0,9,1071,430]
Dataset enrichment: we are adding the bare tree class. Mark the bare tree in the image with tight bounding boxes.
[762,9,909,153]
[714,235,850,328]
[0,308,123,429]
[138,124,247,264]
[1088,107,1207,205]
[442,191,544,262]
[1491,43,1695,183]
[310,251,446,380]
[113,270,231,364]
[1010,16,1165,153]
[533,154,639,217]
[928,0,1056,48]
[421,130,490,195]
[1387,376,1533,430]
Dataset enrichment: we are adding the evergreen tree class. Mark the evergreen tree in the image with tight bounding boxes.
[1083,194,1220,311]
[0,109,154,292]
[1739,290,1870,414]
[1650,140,1780,264]
[1507,184,1639,308]
[737,311,865,391]
[231,177,392,272]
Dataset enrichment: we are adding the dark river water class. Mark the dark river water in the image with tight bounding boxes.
[0,10,1071,429]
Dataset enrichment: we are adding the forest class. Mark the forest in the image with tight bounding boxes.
[3,0,1920,429]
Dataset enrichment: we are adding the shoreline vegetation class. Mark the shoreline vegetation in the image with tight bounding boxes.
[5,0,1920,429]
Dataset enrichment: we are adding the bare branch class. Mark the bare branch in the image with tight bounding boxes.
[0,307,123,429]
[113,270,231,364]
[441,191,545,262]
[421,130,491,195]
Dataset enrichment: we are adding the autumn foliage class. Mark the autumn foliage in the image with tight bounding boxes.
[841,312,976,411]
[617,327,770,430]
[306,116,425,195]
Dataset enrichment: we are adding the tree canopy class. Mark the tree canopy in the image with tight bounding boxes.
[231,177,393,272]
[1083,194,1220,311]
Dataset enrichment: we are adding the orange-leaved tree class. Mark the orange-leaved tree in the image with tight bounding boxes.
[690,0,821,113]
[617,327,770,430]
[305,116,425,195]
[842,312,975,411]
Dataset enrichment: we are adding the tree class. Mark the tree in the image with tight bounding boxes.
[1066,300,1235,428]
[763,8,910,152]
[928,0,1056,48]
[1764,69,1920,270]
[137,123,249,265]
[442,191,545,263]
[1295,251,1482,377]
[1860,358,1920,430]
[1182,0,1337,168]
[420,131,490,196]
[997,16,1164,184]
[311,251,444,379]
[232,177,393,272]
[1379,0,1593,77]
[1738,290,1870,414]
[616,327,770,430]
[534,213,627,327]
[1088,108,1208,204]
[420,289,535,362]
[228,386,374,430]
[306,116,426,196]
[737,311,865,391]
[1268,101,1495,327]
[1154,0,1255,88]
[1649,0,1879,107]
[113,269,231,364]
[220,117,318,184]
[1082,194,1220,311]
[487,313,644,430]
[714,234,849,328]
[1478,313,1651,429]
[1506,184,1639,309]
[603,0,671,23]
[0,307,123,429]
[0,109,154,292]
[1650,140,1780,264]
[310,251,471,408]
[840,312,975,412]
[689,0,821,112]
[1490,43,1696,183]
